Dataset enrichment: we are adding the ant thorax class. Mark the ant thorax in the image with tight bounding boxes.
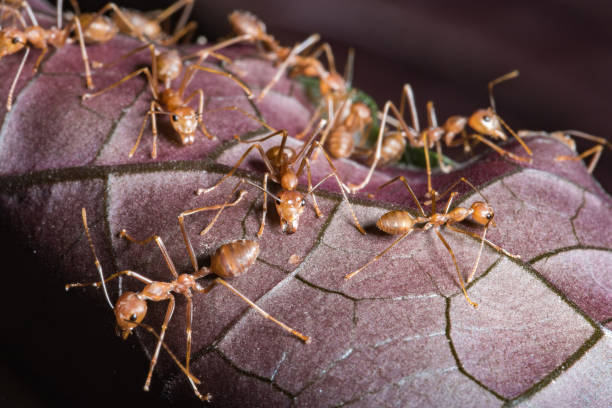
[276,190,307,234]
[114,9,162,40]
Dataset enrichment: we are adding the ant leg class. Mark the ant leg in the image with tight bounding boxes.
[65,269,152,290]
[6,46,30,111]
[258,173,269,237]
[161,21,198,45]
[313,142,366,234]
[296,105,324,140]
[497,115,533,157]
[305,158,323,218]
[202,106,275,138]
[309,42,336,75]
[91,3,146,42]
[470,133,531,164]
[370,176,427,218]
[556,145,604,174]
[258,33,321,102]
[119,229,179,278]
[69,17,94,89]
[446,223,520,259]
[429,177,489,206]
[347,100,416,193]
[436,140,452,173]
[213,278,311,343]
[181,34,253,65]
[137,321,210,401]
[92,43,154,70]
[82,67,157,101]
[343,47,354,88]
[144,296,176,392]
[196,142,278,195]
[179,64,253,99]
[488,70,519,113]
[178,182,247,273]
[79,207,113,308]
[32,46,48,73]
[435,229,478,308]
[149,101,163,158]
[400,83,420,132]
[69,0,81,16]
[316,93,352,157]
[345,230,413,280]
[152,0,193,27]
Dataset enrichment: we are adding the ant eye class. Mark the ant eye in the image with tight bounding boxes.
[12,37,20,44]
[171,114,179,121]
[486,213,493,219]
[129,314,137,321]
[301,199,306,207]
[482,116,491,122]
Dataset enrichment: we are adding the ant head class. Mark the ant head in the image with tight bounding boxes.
[114,292,147,340]
[170,106,198,145]
[470,201,495,226]
[276,190,306,234]
[157,50,182,83]
[229,10,267,37]
[0,28,26,57]
[468,108,505,140]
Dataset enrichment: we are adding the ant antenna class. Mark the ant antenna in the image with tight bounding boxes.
[488,70,519,113]
[81,208,114,309]
[242,179,282,202]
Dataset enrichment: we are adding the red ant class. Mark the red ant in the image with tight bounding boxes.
[344,133,520,308]
[346,71,533,193]
[67,198,311,401]
[196,120,366,237]
[517,129,612,173]
[67,0,197,46]
[0,0,94,110]
[81,42,260,158]
[204,11,350,104]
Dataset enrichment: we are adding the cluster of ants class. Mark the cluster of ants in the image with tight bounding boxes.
[3,0,609,402]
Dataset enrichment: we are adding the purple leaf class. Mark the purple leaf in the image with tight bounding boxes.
[1,16,611,408]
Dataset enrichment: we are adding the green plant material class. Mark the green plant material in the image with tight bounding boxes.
[296,75,455,169]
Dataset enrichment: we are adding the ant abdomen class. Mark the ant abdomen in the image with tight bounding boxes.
[326,126,354,159]
[372,132,406,167]
[210,240,260,278]
[376,210,416,235]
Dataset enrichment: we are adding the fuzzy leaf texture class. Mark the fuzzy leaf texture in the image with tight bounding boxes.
[1,6,611,408]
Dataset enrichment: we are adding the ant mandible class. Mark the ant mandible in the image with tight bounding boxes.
[81,42,259,158]
[196,120,366,237]
[0,0,94,110]
[344,132,520,308]
[346,71,533,193]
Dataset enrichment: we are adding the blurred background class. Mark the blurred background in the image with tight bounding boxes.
[80,0,611,192]
[2,1,611,407]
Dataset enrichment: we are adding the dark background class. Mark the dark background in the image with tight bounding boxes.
[2,1,611,407]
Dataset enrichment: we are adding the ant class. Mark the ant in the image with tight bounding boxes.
[344,132,520,308]
[67,0,197,46]
[346,71,533,193]
[67,199,311,401]
[81,42,260,158]
[203,11,349,104]
[196,120,366,237]
[65,208,207,401]
[0,0,94,110]
[517,129,612,173]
